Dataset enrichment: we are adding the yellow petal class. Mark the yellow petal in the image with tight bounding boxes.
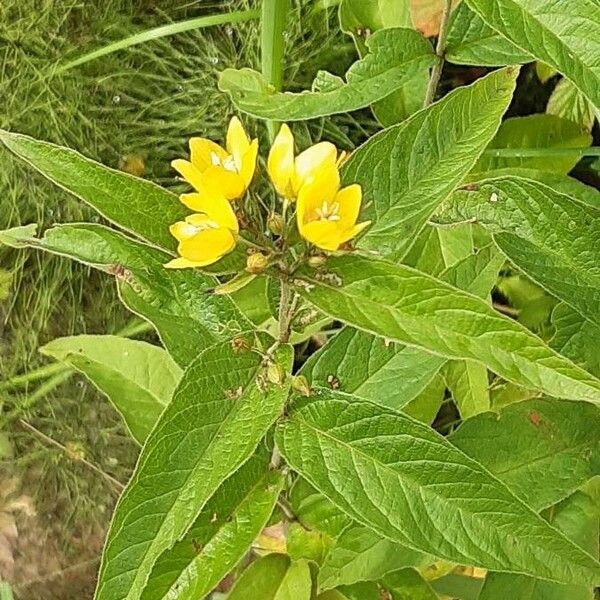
[172,159,205,192]
[296,166,339,226]
[240,138,259,188]
[300,220,342,251]
[202,165,246,200]
[292,141,337,194]
[179,194,238,232]
[170,220,199,242]
[164,257,206,269]
[335,184,362,230]
[178,227,236,265]
[268,124,295,197]
[226,116,251,169]
[337,220,371,246]
[189,138,227,172]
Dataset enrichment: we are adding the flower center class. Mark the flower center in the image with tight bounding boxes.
[184,219,220,236]
[314,201,340,222]
[211,151,238,173]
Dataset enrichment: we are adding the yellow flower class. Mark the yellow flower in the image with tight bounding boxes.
[297,175,370,252]
[165,192,239,269]
[267,124,341,200]
[172,117,258,200]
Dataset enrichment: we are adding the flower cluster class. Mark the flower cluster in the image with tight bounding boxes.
[166,118,369,269]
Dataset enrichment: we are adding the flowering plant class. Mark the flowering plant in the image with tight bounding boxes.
[1,0,600,598]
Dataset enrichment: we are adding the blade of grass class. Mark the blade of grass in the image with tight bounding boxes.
[55,9,260,74]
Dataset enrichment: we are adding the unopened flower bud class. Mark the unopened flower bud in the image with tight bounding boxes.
[266,363,285,386]
[246,252,269,274]
[308,254,327,268]
[267,213,285,235]
[291,375,312,397]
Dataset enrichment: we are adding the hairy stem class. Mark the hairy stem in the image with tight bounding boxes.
[423,0,453,107]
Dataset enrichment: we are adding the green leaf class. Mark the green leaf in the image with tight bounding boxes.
[430,574,483,600]
[288,477,352,540]
[0,223,248,366]
[383,568,439,600]
[449,398,600,511]
[435,176,600,330]
[339,0,428,125]
[443,360,490,419]
[140,453,282,600]
[474,115,592,174]
[343,67,518,260]
[465,167,600,208]
[219,28,435,120]
[228,555,313,600]
[551,303,600,377]
[95,334,293,600]
[293,255,600,404]
[446,2,532,66]
[478,484,600,599]
[41,335,181,444]
[0,130,186,251]
[318,525,431,590]
[320,582,381,600]
[276,390,600,585]
[466,0,600,110]
[438,243,504,300]
[548,78,598,132]
[301,328,445,410]
[402,373,446,425]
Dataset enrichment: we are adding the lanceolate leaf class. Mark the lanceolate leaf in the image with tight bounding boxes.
[41,335,182,444]
[446,2,532,66]
[443,360,490,419]
[551,303,600,377]
[449,398,600,511]
[339,0,428,125]
[0,224,248,366]
[435,176,600,330]
[318,525,431,590]
[478,485,600,599]
[343,67,518,260]
[301,328,445,410]
[276,390,600,585]
[227,554,313,600]
[219,28,434,121]
[95,335,293,600]
[0,130,186,250]
[293,255,600,404]
[474,115,592,174]
[466,0,600,109]
[547,78,598,132]
[140,452,283,600]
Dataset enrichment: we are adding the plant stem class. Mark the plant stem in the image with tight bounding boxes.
[277,277,292,343]
[261,0,289,140]
[483,146,600,158]
[56,9,260,73]
[423,0,453,107]
[0,362,66,392]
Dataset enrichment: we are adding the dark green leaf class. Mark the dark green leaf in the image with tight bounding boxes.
[466,0,600,109]
[0,223,248,366]
[449,398,600,510]
[293,255,600,404]
[95,334,293,600]
[276,390,600,585]
[383,568,439,600]
[343,67,518,259]
[141,456,282,600]
[219,28,434,121]
[447,2,532,66]
[0,130,185,250]
[435,176,600,330]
